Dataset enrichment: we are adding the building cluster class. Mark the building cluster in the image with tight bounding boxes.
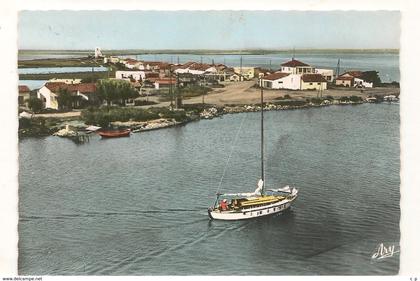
[261,59,331,91]
[335,71,374,88]
[18,52,379,110]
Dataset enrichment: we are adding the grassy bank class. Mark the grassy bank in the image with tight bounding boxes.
[81,107,190,127]
[158,85,212,102]
[18,57,104,68]
[19,71,110,81]
[18,116,79,138]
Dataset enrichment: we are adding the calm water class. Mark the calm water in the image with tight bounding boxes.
[18,66,108,75]
[19,80,48,90]
[19,104,400,275]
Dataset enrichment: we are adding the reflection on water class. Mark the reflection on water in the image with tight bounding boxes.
[19,104,400,275]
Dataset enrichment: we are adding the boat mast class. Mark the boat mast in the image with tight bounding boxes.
[260,78,265,194]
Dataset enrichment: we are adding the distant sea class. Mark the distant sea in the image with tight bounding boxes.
[18,50,400,83]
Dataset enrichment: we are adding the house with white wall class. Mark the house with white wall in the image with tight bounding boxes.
[233,67,255,80]
[280,59,315,74]
[115,71,146,81]
[174,62,217,76]
[261,72,301,90]
[37,82,97,109]
[154,78,177,90]
[123,59,144,70]
[314,68,334,82]
[335,71,373,88]
[300,74,327,90]
[104,56,120,64]
[49,78,82,84]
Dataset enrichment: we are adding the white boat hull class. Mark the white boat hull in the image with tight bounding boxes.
[208,193,298,221]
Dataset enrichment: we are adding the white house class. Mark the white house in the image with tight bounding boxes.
[154,78,177,90]
[315,68,334,82]
[280,59,315,74]
[336,71,373,88]
[232,67,255,80]
[300,74,328,90]
[115,71,146,81]
[123,59,144,70]
[37,82,63,109]
[49,78,82,84]
[104,56,120,64]
[174,62,217,75]
[37,82,97,109]
[354,77,373,88]
[261,72,301,90]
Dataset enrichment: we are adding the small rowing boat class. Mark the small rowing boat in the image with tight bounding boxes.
[98,129,131,138]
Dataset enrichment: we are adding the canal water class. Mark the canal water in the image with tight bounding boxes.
[18,103,400,275]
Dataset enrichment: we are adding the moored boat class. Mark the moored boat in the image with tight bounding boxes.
[98,129,131,138]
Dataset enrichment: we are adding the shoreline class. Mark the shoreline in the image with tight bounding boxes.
[18,99,399,140]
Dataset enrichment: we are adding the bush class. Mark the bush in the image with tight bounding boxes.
[27,97,43,113]
[273,100,307,107]
[134,100,158,106]
[310,98,323,105]
[81,106,188,127]
[349,95,363,102]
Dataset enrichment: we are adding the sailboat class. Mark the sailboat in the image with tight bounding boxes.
[207,79,299,221]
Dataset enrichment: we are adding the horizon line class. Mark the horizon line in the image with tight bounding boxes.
[18,48,400,54]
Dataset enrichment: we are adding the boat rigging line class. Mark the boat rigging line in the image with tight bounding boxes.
[215,113,247,196]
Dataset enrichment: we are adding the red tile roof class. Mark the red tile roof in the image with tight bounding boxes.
[125,59,141,65]
[342,71,363,78]
[68,83,96,93]
[301,74,327,83]
[144,61,171,68]
[44,82,96,94]
[178,62,196,69]
[145,72,160,78]
[155,78,177,85]
[18,85,30,93]
[44,82,67,92]
[262,72,290,81]
[189,63,212,71]
[281,59,310,67]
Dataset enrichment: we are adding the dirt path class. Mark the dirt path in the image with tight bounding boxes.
[183,81,400,106]
[34,111,82,118]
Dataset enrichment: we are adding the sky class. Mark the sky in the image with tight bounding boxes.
[18,10,401,50]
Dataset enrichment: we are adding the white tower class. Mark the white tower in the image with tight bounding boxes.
[94,47,103,58]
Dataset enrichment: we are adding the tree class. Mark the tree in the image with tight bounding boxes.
[118,81,139,106]
[96,79,138,107]
[27,97,43,113]
[362,71,382,87]
[56,88,73,111]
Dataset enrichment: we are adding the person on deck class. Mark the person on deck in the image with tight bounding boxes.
[220,199,228,211]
